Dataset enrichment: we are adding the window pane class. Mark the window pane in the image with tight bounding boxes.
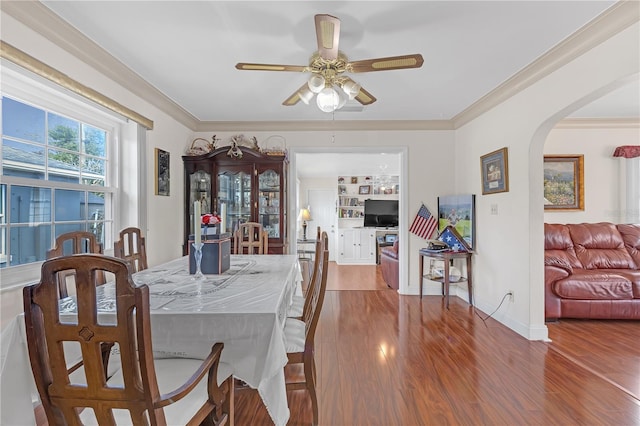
[1,97,46,143]
[55,189,85,221]
[48,148,81,183]
[54,223,85,241]
[82,125,106,157]
[9,224,51,266]
[82,157,106,186]
[0,184,6,225]
[10,186,51,224]
[0,184,6,269]
[0,226,7,269]
[48,113,80,151]
[88,192,105,221]
[2,139,46,179]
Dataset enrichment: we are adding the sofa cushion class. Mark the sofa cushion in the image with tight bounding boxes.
[617,223,640,266]
[544,256,573,273]
[553,270,633,300]
[544,224,582,268]
[568,223,637,269]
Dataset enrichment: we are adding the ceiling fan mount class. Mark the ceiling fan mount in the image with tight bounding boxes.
[236,14,424,112]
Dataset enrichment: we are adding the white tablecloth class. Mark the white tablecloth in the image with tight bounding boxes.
[1,254,301,426]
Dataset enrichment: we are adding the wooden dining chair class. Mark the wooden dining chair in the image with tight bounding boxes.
[114,226,148,273]
[289,226,322,319]
[283,231,329,426]
[46,231,105,298]
[234,222,268,254]
[24,254,234,426]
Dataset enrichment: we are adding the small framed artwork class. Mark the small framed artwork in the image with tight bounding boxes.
[543,154,584,211]
[351,176,358,184]
[155,148,170,196]
[359,185,371,195]
[480,147,509,195]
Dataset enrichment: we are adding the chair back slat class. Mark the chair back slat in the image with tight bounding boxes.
[234,222,268,254]
[47,231,105,298]
[114,227,149,272]
[303,231,329,342]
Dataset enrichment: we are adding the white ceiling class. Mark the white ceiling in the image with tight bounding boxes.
[38,1,638,123]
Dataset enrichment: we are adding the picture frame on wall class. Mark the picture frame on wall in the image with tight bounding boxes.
[480,147,509,195]
[543,154,584,211]
[359,185,371,195]
[437,194,476,250]
[155,148,170,196]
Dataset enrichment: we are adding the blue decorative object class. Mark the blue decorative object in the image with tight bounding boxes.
[437,226,471,252]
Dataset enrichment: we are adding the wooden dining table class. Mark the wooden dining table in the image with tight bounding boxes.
[0,254,302,426]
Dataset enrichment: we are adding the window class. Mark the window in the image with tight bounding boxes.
[1,91,116,273]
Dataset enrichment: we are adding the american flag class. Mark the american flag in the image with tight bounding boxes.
[409,203,437,240]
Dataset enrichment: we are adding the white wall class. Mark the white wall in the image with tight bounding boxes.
[455,21,639,340]
[0,12,194,326]
[194,130,457,297]
[544,126,640,224]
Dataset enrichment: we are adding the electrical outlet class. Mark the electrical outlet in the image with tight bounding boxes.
[507,290,514,302]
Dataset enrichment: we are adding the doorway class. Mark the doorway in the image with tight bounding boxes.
[290,147,408,293]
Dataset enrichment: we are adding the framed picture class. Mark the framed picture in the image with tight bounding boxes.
[543,155,584,211]
[351,176,358,184]
[480,147,509,195]
[359,185,371,195]
[155,148,170,196]
[437,194,476,250]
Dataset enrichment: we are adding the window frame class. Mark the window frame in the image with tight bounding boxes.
[0,65,124,290]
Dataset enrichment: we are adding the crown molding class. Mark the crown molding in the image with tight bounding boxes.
[194,119,454,132]
[4,1,637,133]
[452,1,640,129]
[556,117,640,129]
[1,0,198,130]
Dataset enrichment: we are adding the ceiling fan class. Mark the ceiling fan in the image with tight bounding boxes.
[235,14,424,112]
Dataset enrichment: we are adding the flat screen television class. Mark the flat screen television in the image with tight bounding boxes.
[364,199,398,228]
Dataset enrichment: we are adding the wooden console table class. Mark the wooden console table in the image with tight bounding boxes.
[418,249,473,308]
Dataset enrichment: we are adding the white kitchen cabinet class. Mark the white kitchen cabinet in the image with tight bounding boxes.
[337,228,376,265]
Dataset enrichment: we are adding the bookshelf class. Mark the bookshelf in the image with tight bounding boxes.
[337,175,399,228]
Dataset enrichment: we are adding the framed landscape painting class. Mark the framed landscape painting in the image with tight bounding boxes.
[544,155,584,211]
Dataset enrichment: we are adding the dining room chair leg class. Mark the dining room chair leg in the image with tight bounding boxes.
[305,353,319,426]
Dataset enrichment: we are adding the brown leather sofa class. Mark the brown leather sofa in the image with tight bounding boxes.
[380,240,399,290]
[544,222,640,320]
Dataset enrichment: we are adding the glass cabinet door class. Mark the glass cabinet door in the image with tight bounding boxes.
[258,168,280,238]
[189,170,211,234]
[218,167,252,234]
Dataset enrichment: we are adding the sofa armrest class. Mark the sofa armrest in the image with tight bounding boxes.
[545,265,569,320]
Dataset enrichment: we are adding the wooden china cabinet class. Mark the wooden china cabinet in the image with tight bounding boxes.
[182,145,288,254]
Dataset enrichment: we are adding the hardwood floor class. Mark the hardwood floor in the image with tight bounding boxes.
[234,263,640,425]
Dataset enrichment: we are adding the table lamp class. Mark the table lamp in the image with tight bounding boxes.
[298,207,312,240]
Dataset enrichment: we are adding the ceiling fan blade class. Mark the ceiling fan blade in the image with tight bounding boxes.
[314,14,340,60]
[348,54,424,73]
[354,86,377,106]
[282,83,311,106]
[236,63,308,72]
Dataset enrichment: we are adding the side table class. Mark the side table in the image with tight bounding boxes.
[418,249,473,308]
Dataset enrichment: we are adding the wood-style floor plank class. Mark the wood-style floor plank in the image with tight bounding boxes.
[232,263,640,425]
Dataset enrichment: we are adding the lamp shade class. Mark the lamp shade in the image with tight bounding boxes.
[298,208,312,221]
[316,87,340,113]
[298,86,314,105]
[307,74,325,93]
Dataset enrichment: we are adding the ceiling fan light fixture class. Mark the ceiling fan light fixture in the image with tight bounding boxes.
[298,86,314,104]
[316,87,340,112]
[341,80,361,100]
[308,74,325,93]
